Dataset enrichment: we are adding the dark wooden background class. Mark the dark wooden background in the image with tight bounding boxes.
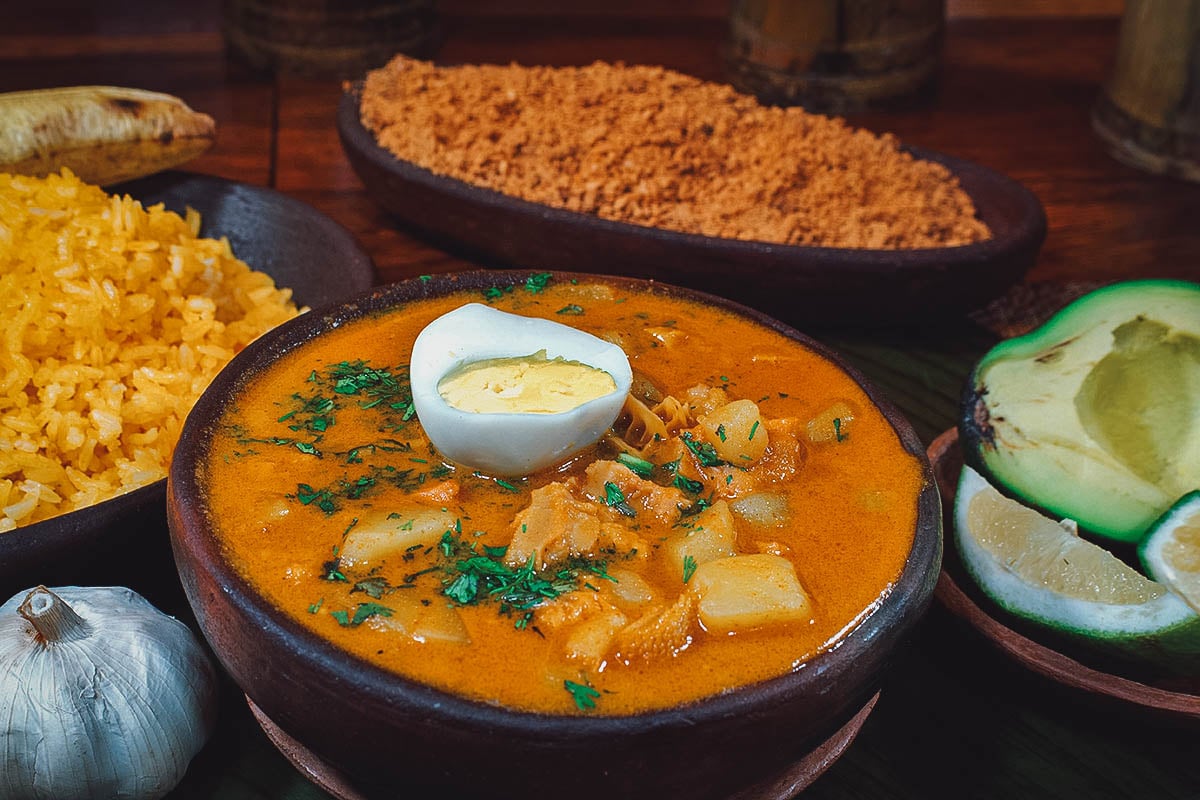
[3,2,1198,798]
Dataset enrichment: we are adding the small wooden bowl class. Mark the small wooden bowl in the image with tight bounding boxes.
[337,85,1046,327]
[168,270,943,800]
[0,173,375,600]
[928,428,1200,722]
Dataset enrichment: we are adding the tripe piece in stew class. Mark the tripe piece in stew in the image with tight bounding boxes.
[200,278,924,715]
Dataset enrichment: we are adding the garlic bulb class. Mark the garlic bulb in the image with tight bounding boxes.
[0,585,218,800]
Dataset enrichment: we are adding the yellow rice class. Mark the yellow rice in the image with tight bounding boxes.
[0,169,304,531]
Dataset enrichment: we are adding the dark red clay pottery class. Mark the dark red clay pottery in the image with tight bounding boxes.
[338,86,1045,328]
[929,428,1200,724]
[168,271,942,800]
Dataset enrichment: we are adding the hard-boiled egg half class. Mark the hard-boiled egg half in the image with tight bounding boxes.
[410,304,633,476]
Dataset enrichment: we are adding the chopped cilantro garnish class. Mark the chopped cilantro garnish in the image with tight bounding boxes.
[617,452,654,478]
[331,602,393,627]
[432,530,619,625]
[307,599,324,614]
[748,420,760,441]
[556,304,585,315]
[281,392,336,435]
[275,361,415,443]
[330,361,395,396]
[296,483,336,514]
[321,557,348,582]
[403,565,441,584]
[343,475,375,499]
[352,576,391,599]
[679,494,714,519]
[681,431,723,467]
[716,424,727,442]
[603,481,636,517]
[444,571,480,605]
[446,554,565,610]
[672,473,703,494]
[579,559,619,584]
[834,417,847,442]
[564,679,600,711]
[524,272,552,293]
[682,555,698,584]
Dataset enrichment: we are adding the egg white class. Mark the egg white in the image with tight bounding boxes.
[409,303,632,476]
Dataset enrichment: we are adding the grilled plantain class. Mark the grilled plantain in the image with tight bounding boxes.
[0,86,216,186]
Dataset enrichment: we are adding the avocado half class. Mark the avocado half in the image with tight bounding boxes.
[960,279,1200,543]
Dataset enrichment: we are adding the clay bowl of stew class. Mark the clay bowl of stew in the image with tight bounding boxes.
[168,270,942,800]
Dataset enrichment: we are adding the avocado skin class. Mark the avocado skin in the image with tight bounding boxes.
[956,279,1200,544]
[958,376,992,480]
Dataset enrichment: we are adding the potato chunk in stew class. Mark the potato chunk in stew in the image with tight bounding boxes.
[690,554,812,633]
[372,593,471,645]
[340,508,458,568]
[665,500,737,580]
[700,399,769,465]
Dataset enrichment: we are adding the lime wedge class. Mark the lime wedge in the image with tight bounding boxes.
[1139,491,1200,615]
[954,466,1200,670]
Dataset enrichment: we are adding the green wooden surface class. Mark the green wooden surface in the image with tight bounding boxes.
[157,322,1199,800]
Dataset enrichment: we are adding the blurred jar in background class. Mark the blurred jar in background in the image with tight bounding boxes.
[223,0,440,78]
[724,0,945,112]
[1092,1,1200,182]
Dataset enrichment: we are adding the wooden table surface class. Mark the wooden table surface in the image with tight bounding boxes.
[5,4,1199,799]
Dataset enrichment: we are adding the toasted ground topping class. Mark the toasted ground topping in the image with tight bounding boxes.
[360,56,991,249]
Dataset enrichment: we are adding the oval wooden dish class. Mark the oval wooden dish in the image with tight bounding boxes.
[0,172,375,598]
[337,86,1046,327]
[167,270,943,800]
[929,428,1200,723]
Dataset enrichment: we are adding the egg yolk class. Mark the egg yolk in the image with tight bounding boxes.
[437,349,617,414]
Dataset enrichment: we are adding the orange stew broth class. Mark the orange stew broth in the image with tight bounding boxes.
[201,280,923,715]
